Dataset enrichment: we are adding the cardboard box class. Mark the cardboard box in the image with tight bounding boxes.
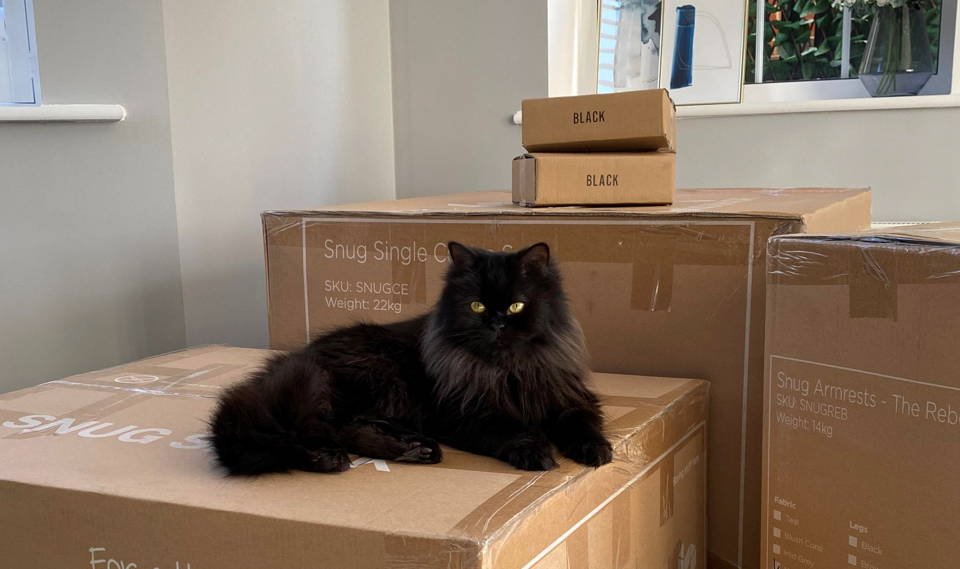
[763,223,960,569]
[261,187,871,569]
[0,346,708,569]
[521,89,676,152]
[512,152,675,207]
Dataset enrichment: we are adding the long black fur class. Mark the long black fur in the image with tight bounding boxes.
[210,242,612,475]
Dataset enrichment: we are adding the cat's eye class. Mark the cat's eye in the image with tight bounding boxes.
[469,301,486,314]
[508,302,525,315]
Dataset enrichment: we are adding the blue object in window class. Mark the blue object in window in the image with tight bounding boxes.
[670,5,695,89]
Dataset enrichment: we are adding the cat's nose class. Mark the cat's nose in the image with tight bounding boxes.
[491,321,505,332]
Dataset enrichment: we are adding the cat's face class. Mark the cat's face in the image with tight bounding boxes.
[433,242,569,358]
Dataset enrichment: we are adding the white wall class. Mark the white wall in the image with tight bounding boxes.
[0,0,185,392]
[676,110,960,222]
[393,1,959,222]
[5,1,948,397]
[390,0,548,198]
[162,0,397,348]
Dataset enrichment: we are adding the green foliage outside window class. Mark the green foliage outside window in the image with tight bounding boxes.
[745,0,942,83]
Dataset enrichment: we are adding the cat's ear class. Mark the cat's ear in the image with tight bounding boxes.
[518,242,550,271]
[447,241,477,269]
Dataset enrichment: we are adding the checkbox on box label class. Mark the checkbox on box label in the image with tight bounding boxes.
[849,535,859,547]
[774,510,782,521]
[773,544,781,555]
[848,553,858,566]
[774,527,781,538]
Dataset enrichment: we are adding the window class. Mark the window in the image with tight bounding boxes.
[0,0,40,105]
[744,0,953,102]
[548,0,958,107]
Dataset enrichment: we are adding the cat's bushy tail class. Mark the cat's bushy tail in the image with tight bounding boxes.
[209,353,346,475]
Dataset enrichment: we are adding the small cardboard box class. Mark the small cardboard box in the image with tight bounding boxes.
[0,346,708,569]
[521,89,676,152]
[512,152,675,207]
[763,223,960,569]
[260,187,871,569]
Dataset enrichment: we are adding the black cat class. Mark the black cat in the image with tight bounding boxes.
[210,242,612,475]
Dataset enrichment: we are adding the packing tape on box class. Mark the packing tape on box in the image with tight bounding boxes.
[287,217,775,327]
[263,215,304,241]
[565,520,591,567]
[0,353,247,442]
[660,447,675,526]
[849,247,898,319]
[479,426,707,569]
[0,347,708,569]
[382,534,481,568]
[769,236,960,321]
[458,389,708,569]
[514,222,757,313]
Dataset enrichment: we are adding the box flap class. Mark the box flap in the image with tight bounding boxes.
[265,188,870,222]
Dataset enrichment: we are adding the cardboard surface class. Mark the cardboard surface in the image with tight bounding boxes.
[0,346,708,569]
[763,223,960,569]
[261,188,871,569]
[272,188,869,225]
[512,152,675,207]
[521,89,676,152]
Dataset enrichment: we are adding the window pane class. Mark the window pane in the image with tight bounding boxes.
[0,0,12,102]
[597,0,663,93]
[745,0,942,84]
[925,1,943,73]
[0,0,39,104]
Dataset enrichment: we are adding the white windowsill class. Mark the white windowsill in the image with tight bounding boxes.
[0,104,126,122]
[511,94,960,125]
[677,94,960,118]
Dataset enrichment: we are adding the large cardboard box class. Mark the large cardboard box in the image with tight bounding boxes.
[262,188,871,569]
[0,346,708,569]
[521,89,676,152]
[512,152,675,207]
[763,223,960,569]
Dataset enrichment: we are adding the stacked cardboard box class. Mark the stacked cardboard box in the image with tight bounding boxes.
[261,187,871,569]
[763,223,960,568]
[514,89,676,206]
[0,347,709,569]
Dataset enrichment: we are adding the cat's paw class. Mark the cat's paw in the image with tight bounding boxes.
[562,437,613,467]
[502,439,557,471]
[394,436,443,464]
[306,449,351,473]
